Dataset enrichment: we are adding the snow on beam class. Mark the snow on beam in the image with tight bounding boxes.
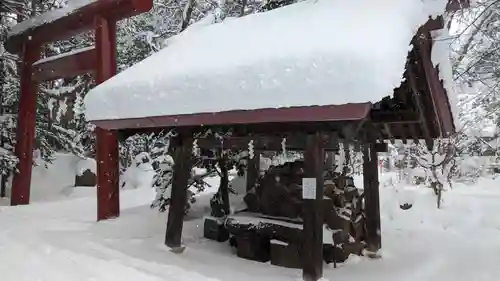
[33,46,96,82]
[4,0,153,54]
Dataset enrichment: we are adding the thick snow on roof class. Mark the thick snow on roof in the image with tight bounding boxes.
[8,0,96,37]
[85,0,451,122]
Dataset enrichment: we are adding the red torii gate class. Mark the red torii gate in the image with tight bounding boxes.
[4,0,152,220]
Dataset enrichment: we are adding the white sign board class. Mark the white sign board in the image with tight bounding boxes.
[302,178,317,200]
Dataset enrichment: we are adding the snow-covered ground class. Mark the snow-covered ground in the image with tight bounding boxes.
[1,157,500,280]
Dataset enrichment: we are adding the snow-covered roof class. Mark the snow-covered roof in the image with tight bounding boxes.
[85,0,452,122]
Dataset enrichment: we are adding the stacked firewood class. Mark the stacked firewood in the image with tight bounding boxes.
[323,170,366,259]
[243,160,367,261]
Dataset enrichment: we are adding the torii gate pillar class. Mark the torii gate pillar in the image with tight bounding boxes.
[11,43,41,205]
[95,16,120,220]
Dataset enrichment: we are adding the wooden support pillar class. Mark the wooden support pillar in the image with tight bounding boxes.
[302,133,324,281]
[246,152,260,192]
[95,16,120,221]
[363,136,381,252]
[218,153,230,215]
[11,42,41,206]
[165,136,193,250]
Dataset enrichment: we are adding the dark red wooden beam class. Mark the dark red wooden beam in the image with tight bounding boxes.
[91,103,371,130]
[33,47,96,81]
[5,0,153,54]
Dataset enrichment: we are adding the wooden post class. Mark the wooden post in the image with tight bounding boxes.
[302,133,324,281]
[362,135,381,252]
[246,151,260,192]
[95,16,120,221]
[11,42,41,206]
[218,152,230,215]
[165,136,193,250]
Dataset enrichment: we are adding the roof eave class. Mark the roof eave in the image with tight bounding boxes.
[90,103,372,131]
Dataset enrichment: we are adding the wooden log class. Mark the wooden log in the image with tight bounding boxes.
[165,135,193,249]
[363,134,382,252]
[302,133,324,281]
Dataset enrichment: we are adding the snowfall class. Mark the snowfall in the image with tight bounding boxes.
[0,153,498,281]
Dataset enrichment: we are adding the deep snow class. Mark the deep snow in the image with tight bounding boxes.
[1,155,500,280]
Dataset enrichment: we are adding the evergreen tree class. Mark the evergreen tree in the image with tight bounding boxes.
[0,9,20,194]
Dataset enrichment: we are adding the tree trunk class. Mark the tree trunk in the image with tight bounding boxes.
[240,0,247,17]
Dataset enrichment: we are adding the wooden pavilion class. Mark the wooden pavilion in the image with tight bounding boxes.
[4,0,469,281]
